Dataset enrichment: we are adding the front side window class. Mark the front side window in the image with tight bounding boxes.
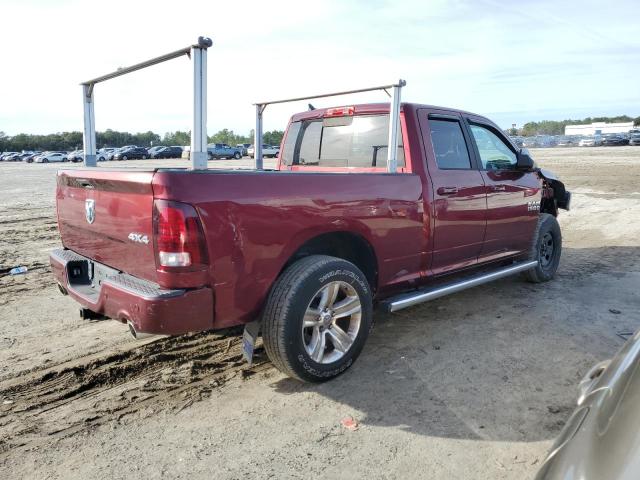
[469,124,517,170]
[428,119,472,170]
[282,114,404,168]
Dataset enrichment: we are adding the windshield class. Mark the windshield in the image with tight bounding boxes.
[282,114,404,168]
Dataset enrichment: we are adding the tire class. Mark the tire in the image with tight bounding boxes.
[141,155,147,159]
[262,255,373,382]
[62,158,68,162]
[234,152,241,159]
[523,213,562,283]
[122,155,128,160]
[43,159,49,163]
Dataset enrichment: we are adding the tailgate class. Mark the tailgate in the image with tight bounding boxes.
[56,169,158,282]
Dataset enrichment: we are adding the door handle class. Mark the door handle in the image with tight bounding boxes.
[437,186,459,195]
[490,185,506,192]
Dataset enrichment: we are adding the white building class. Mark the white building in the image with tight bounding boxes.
[565,122,634,136]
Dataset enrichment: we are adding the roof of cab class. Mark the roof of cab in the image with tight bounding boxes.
[289,102,486,122]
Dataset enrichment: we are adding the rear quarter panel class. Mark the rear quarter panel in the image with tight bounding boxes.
[152,170,425,327]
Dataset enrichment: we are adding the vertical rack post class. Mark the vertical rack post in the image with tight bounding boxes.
[254,104,264,170]
[82,84,97,167]
[190,44,208,170]
[386,79,405,173]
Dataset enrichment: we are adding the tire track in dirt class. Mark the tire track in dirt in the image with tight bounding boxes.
[0,330,270,456]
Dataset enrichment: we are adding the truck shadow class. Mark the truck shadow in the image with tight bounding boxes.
[269,246,640,442]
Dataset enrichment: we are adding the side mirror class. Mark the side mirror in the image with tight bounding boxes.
[516,148,535,170]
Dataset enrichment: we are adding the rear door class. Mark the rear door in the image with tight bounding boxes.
[465,118,541,262]
[56,169,158,281]
[418,109,487,275]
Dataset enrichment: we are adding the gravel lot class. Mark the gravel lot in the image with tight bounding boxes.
[1,147,639,479]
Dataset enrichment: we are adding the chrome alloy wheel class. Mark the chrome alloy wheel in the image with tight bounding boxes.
[302,281,362,364]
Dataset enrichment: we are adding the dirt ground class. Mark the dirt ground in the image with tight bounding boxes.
[1,147,639,479]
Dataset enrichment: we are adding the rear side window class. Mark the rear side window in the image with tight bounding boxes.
[281,114,404,168]
[281,122,301,164]
[428,119,472,170]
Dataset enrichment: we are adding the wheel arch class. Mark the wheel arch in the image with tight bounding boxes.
[281,231,379,294]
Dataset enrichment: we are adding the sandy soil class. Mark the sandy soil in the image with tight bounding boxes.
[0,147,639,479]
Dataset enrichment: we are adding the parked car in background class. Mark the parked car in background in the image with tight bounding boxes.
[68,150,108,162]
[34,151,68,163]
[67,150,82,162]
[0,152,19,161]
[147,146,164,157]
[207,143,242,159]
[601,134,629,146]
[509,136,524,148]
[113,147,149,160]
[151,146,183,159]
[14,152,34,162]
[556,136,577,147]
[247,144,279,158]
[106,148,121,161]
[22,152,41,163]
[629,133,640,146]
[579,137,597,147]
[536,328,640,480]
[236,143,251,156]
[5,152,25,161]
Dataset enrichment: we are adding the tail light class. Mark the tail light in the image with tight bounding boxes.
[324,106,354,117]
[153,200,208,270]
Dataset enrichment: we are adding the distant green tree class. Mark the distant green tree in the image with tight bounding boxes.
[162,131,191,146]
[263,130,284,146]
[208,129,251,146]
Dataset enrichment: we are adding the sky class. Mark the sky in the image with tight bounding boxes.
[0,0,639,136]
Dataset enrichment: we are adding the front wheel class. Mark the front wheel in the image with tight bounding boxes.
[262,255,373,382]
[141,155,147,159]
[234,152,241,159]
[122,155,128,160]
[524,213,562,283]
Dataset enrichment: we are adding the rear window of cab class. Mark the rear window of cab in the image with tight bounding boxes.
[281,114,405,169]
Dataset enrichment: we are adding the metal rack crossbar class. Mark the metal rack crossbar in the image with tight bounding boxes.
[253,80,406,172]
[80,36,213,169]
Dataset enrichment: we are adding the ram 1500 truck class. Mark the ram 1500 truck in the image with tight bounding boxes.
[51,102,570,382]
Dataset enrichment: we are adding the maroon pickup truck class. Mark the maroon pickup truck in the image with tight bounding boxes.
[51,102,570,382]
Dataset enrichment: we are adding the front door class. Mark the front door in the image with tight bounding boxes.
[465,120,541,262]
[418,109,487,276]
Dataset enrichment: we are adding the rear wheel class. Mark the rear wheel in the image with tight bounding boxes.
[524,213,562,283]
[122,155,128,160]
[234,152,241,159]
[141,155,147,160]
[262,255,373,382]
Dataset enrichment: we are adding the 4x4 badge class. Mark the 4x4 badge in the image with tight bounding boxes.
[85,199,95,224]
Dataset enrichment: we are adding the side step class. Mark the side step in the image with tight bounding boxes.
[380,260,538,313]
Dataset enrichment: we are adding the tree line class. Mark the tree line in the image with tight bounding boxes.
[0,128,285,152]
[3,113,639,151]
[512,115,640,137]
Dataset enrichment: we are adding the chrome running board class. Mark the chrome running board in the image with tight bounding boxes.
[381,260,538,313]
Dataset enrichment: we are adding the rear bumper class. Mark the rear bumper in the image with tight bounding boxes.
[50,248,214,336]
